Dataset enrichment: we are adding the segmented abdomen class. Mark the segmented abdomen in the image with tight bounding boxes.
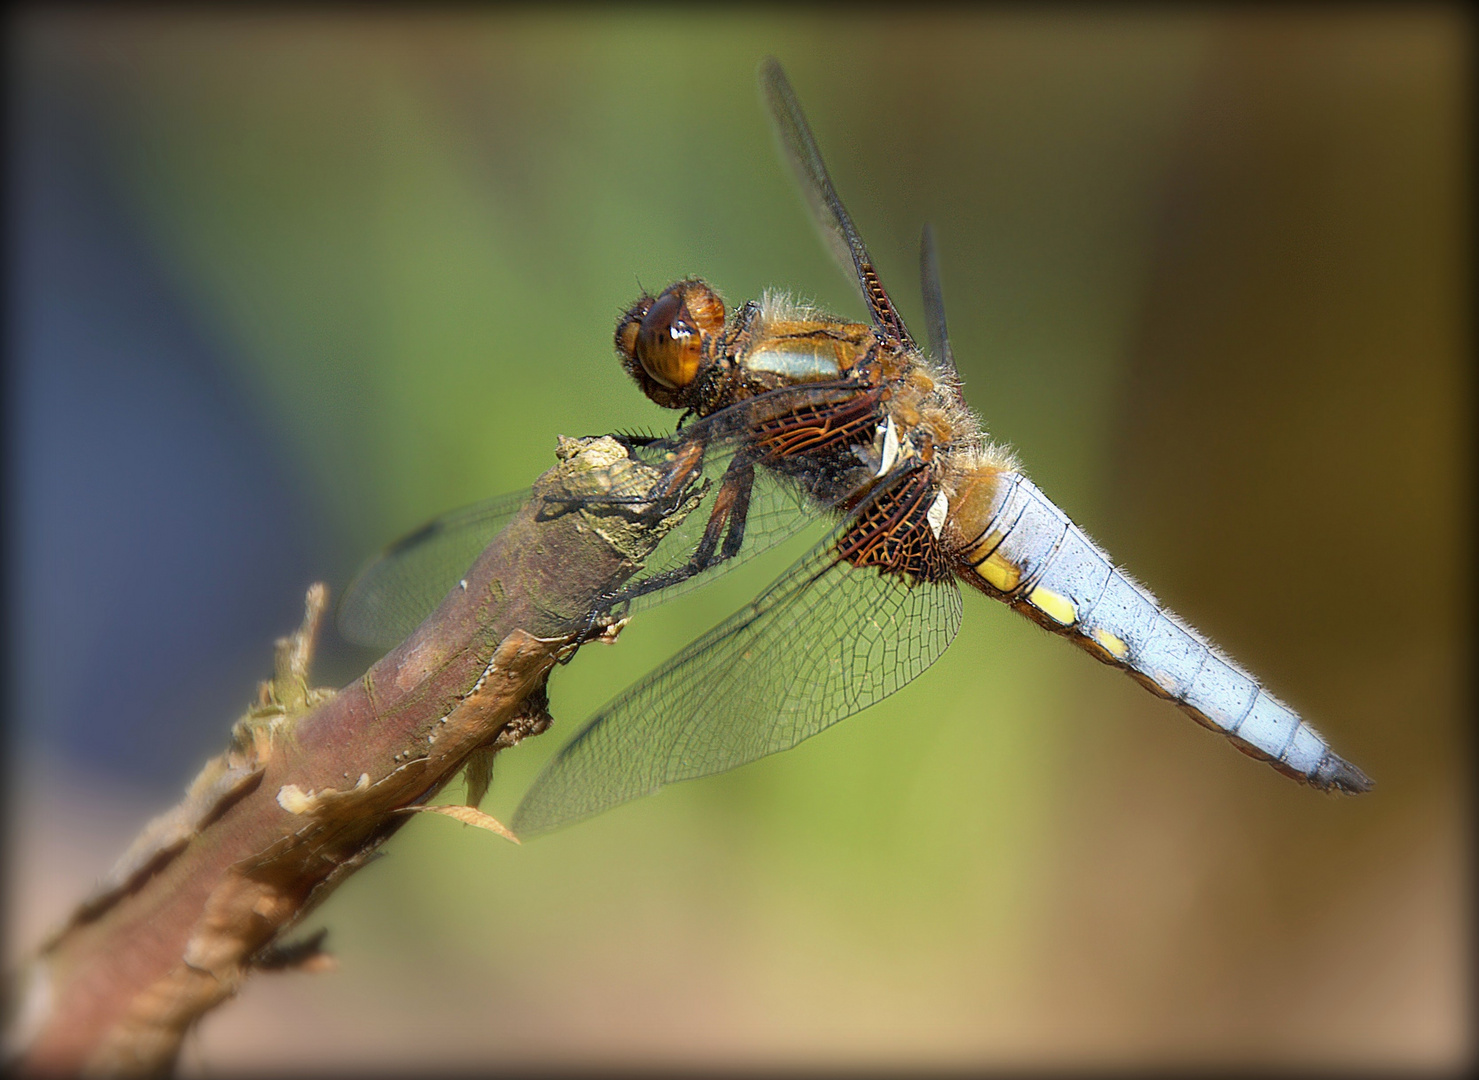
[955,471,1370,793]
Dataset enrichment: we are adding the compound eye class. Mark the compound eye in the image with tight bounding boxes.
[634,289,703,390]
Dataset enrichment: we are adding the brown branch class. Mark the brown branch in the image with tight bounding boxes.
[9,435,695,1078]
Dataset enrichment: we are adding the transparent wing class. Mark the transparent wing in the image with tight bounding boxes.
[338,489,533,647]
[919,223,960,381]
[616,445,824,616]
[617,378,895,615]
[512,515,964,837]
[339,381,886,648]
[760,58,914,348]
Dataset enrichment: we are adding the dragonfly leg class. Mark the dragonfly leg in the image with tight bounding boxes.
[570,455,757,648]
[618,457,756,605]
[541,487,705,516]
[541,442,712,522]
[569,454,757,650]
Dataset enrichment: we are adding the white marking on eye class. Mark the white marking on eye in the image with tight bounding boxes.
[877,416,900,477]
[927,491,949,539]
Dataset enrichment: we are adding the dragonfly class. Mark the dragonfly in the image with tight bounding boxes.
[340,58,1371,837]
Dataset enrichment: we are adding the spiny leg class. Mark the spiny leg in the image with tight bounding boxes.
[613,455,757,605]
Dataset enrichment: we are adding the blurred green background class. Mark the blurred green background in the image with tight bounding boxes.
[9,8,1468,1071]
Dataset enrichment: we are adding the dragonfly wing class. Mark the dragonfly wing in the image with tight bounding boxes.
[337,489,534,648]
[760,58,914,349]
[617,381,887,615]
[616,449,824,616]
[512,508,963,837]
[919,223,960,382]
[339,463,825,650]
[340,382,884,648]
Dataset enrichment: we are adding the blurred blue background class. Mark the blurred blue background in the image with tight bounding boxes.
[8,8,1468,1072]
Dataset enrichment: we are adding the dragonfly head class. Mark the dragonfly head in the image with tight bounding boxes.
[616,279,726,410]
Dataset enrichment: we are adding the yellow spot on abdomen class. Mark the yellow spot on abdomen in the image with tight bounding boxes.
[1029,586,1076,625]
[978,550,1021,591]
[1090,627,1128,660]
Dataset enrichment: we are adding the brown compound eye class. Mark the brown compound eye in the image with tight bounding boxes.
[635,290,699,389]
[634,281,725,390]
[615,297,648,363]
